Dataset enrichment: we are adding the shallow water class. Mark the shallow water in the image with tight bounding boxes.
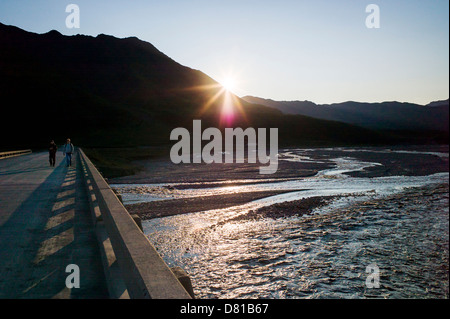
[115,148,449,298]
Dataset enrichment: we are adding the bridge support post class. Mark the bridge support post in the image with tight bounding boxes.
[171,266,195,299]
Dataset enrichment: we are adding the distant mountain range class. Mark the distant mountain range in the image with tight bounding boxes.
[0,22,447,151]
[242,96,449,132]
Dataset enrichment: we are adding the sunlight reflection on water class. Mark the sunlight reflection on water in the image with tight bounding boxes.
[118,148,449,298]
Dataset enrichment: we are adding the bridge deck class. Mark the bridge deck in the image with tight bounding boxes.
[0,151,108,298]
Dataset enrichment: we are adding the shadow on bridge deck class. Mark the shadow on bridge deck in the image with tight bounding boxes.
[0,154,108,298]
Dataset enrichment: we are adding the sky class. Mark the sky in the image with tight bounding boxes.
[0,0,448,105]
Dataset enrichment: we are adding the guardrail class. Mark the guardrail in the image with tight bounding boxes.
[78,148,192,299]
[0,149,32,159]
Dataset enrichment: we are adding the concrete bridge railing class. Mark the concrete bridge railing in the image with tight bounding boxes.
[78,148,192,299]
[0,149,32,159]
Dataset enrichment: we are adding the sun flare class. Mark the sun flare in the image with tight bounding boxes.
[185,70,247,126]
[221,77,236,92]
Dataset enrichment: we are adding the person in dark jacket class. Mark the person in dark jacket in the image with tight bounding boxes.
[49,140,57,167]
[63,138,75,167]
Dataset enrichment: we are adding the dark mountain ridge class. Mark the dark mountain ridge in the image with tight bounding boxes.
[242,96,449,132]
[0,23,440,152]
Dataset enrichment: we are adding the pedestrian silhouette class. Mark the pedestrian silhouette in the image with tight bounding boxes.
[63,138,74,167]
[49,140,57,167]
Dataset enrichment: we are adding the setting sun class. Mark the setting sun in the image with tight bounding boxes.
[221,77,236,92]
[186,70,247,126]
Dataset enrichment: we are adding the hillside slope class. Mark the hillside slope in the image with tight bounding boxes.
[242,96,449,132]
[1,23,392,150]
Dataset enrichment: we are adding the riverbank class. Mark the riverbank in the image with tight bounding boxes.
[110,145,449,184]
[126,190,306,219]
[117,145,449,221]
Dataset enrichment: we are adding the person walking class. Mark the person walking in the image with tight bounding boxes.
[48,140,57,167]
[63,138,75,167]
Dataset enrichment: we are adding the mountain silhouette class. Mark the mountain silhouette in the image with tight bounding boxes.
[0,23,438,151]
[242,96,449,132]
